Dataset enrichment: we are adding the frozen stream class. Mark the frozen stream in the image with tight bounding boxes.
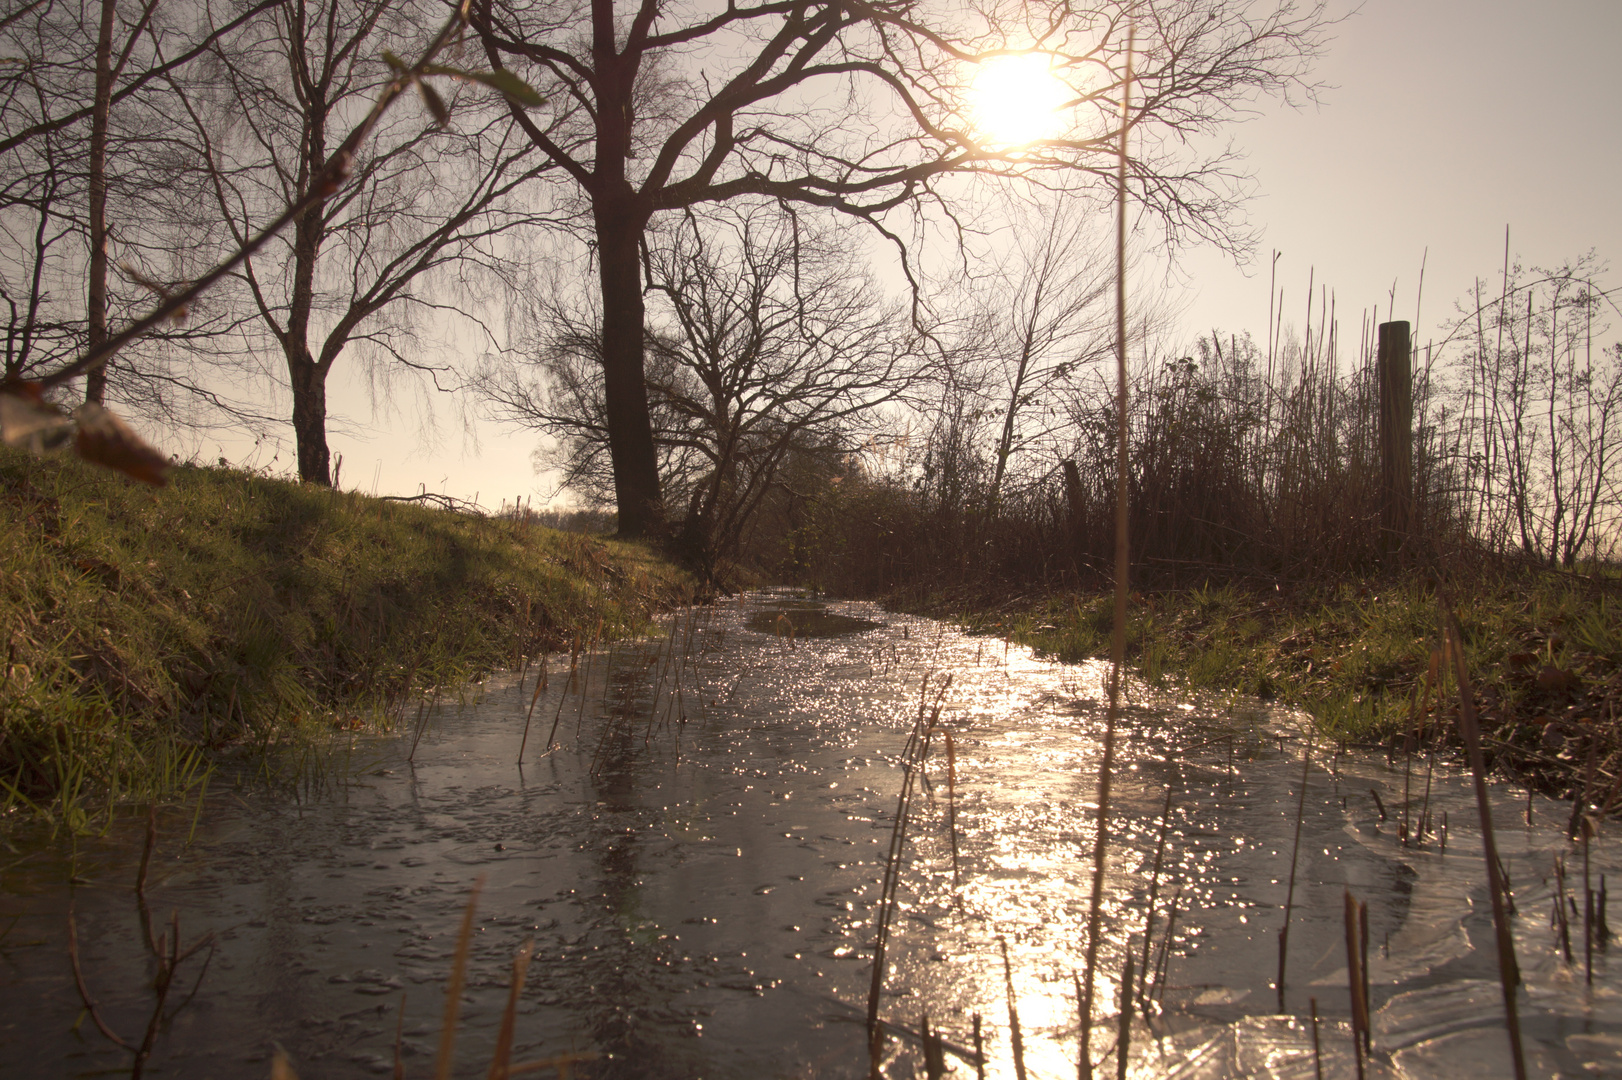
[3,592,1621,1078]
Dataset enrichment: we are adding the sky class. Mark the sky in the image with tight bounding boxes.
[214,0,1622,508]
[1172,0,1622,352]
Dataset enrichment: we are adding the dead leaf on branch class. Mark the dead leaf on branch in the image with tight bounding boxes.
[0,385,74,453]
[72,403,169,486]
[118,261,189,324]
[441,66,545,108]
[2,382,169,484]
[418,78,451,127]
[403,57,544,109]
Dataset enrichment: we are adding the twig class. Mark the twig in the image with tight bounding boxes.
[67,905,135,1051]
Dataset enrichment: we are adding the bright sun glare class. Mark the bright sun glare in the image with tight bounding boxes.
[970,53,1070,147]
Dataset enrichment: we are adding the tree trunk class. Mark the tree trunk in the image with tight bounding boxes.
[595,195,663,538]
[288,349,331,485]
[84,0,116,405]
[284,188,330,483]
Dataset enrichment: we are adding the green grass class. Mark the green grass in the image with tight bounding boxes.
[950,570,1620,784]
[0,449,691,830]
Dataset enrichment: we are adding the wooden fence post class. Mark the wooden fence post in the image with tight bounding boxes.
[1062,459,1086,569]
[1377,320,1413,551]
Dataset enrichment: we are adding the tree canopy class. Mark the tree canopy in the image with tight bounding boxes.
[473,0,1333,535]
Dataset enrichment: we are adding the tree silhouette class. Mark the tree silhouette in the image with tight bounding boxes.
[473,0,1331,536]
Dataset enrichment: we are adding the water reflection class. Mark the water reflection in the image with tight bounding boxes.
[1,593,1619,1078]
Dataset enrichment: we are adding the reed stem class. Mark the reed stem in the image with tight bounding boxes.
[433,877,484,1080]
[1080,21,1134,1078]
[1277,734,1312,1012]
[1000,937,1028,1080]
[1343,890,1366,1080]
[1440,598,1527,1079]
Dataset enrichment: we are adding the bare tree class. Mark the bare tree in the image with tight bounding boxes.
[485,205,920,579]
[85,0,161,405]
[168,0,558,484]
[0,0,286,396]
[973,198,1121,508]
[471,0,1333,537]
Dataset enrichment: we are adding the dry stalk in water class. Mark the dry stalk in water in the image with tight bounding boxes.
[1441,597,1528,1079]
[488,937,536,1080]
[1583,816,1595,985]
[1310,997,1323,1080]
[1115,952,1133,1080]
[999,936,1028,1080]
[1343,890,1367,1080]
[926,725,962,888]
[518,658,549,761]
[1277,734,1313,1012]
[1079,20,1134,1079]
[434,876,486,1080]
[1137,782,1174,1004]
[866,672,952,1073]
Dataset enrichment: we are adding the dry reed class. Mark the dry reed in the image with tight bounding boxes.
[433,876,485,1080]
[1077,21,1134,1079]
[1276,735,1313,1011]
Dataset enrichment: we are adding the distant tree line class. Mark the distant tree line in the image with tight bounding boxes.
[775,252,1621,595]
[3,0,1441,584]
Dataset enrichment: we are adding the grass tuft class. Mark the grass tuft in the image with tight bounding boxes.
[0,449,690,828]
[973,569,1622,793]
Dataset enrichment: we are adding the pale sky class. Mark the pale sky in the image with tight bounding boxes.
[1174,0,1622,353]
[215,0,1622,508]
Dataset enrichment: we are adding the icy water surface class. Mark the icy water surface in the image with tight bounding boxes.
[3,593,1621,1078]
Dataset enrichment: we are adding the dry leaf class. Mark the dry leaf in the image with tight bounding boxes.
[1536,665,1577,693]
[418,79,451,126]
[118,262,188,324]
[71,403,169,486]
[270,1047,300,1080]
[0,386,74,452]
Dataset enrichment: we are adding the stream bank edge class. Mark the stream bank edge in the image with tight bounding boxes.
[0,447,694,829]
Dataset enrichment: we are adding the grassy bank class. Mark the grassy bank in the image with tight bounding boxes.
[0,449,691,830]
[931,569,1622,798]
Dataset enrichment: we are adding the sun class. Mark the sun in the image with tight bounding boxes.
[969,53,1070,148]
